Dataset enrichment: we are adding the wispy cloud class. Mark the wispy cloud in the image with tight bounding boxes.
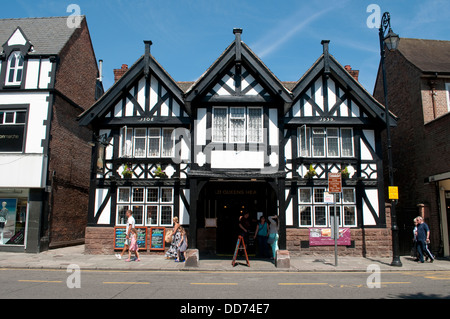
[251,1,349,58]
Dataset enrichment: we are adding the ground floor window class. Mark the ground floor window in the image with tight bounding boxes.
[298,187,357,227]
[0,196,27,245]
[116,187,174,227]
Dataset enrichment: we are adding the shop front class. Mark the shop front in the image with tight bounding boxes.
[195,181,277,255]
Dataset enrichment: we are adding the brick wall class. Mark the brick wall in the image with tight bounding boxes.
[374,49,450,255]
[47,94,92,247]
[55,17,99,110]
[421,78,449,123]
[85,226,168,255]
[46,18,99,248]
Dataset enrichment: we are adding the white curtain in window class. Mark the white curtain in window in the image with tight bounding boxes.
[247,108,262,143]
[312,128,325,157]
[162,129,174,157]
[230,107,246,143]
[134,128,147,157]
[213,108,227,142]
[327,128,339,157]
[341,129,354,157]
[148,128,161,157]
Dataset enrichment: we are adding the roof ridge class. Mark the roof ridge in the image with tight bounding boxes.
[0,15,85,21]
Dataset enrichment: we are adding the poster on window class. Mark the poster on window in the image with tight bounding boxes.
[309,227,351,246]
[0,199,17,245]
[0,126,25,152]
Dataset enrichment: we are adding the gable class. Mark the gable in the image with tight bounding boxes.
[7,28,28,46]
[288,54,397,126]
[288,72,371,122]
[79,55,188,126]
[185,30,291,111]
[205,64,271,100]
[103,73,188,120]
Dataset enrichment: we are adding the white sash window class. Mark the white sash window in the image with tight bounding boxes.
[119,127,175,158]
[6,52,24,86]
[212,107,228,142]
[229,107,246,143]
[212,106,263,143]
[247,108,263,143]
[298,127,354,158]
[162,128,175,157]
[148,128,161,157]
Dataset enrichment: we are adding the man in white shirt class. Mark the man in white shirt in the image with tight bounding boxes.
[116,210,135,260]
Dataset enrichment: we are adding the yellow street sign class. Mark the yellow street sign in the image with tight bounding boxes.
[388,186,399,200]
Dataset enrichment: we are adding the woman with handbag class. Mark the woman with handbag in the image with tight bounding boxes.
[165,217,181,259]
[267,215,279,260]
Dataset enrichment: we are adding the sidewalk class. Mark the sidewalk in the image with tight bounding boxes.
[0,245,449,272]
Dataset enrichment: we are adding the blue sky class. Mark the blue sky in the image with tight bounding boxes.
[3,0,450,92]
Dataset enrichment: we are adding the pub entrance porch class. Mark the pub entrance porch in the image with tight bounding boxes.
[195,181,277,255]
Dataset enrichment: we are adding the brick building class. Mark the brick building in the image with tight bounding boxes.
[0,16,101,252]
[374,38,450,257]
[80,30,396,257]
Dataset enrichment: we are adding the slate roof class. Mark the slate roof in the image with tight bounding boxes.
[0,16,84,55]
[397,38,450,73]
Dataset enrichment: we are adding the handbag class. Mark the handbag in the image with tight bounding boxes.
[165,229,173,244]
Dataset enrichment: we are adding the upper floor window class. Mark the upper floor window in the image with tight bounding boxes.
[212,106,263,143]
[0,109,27,152]
[119,127,174,158]
[298,127,354,158]
[6,52,25,86]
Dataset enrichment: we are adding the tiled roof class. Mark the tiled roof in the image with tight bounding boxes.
[397,38,450,73]
[0,16,84,55]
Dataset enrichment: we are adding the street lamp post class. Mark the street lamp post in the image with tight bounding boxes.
[379,12,402,267]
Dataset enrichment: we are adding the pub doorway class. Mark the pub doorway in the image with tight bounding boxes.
[197,181,277,255]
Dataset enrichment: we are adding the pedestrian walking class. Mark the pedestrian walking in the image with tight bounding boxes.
[165,217,181,259]
[115,210,135,260]
[126,228,141,262]
[254,216,269,258]
[415,216,435,263]
[238,212,252,255]
[411,217,419,261]
[176,226,188,263]
[267,215,279,260]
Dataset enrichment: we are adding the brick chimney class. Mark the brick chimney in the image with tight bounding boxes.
[344,65,359,82]
[113,64,129,83]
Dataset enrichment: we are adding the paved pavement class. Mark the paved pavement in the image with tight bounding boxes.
[0,245,449,272]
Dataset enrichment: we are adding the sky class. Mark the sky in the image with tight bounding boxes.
[3,0,450,92]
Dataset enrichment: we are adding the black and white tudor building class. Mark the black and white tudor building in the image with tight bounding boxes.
[79,30,397,256]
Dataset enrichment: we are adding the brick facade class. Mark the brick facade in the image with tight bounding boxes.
[47,95,92,247]
[85,227,166,255]
[46,19,98,248]
[373,44,450,256]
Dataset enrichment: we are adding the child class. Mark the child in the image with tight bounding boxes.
[126,228,141,262]
[176,226,188,262]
